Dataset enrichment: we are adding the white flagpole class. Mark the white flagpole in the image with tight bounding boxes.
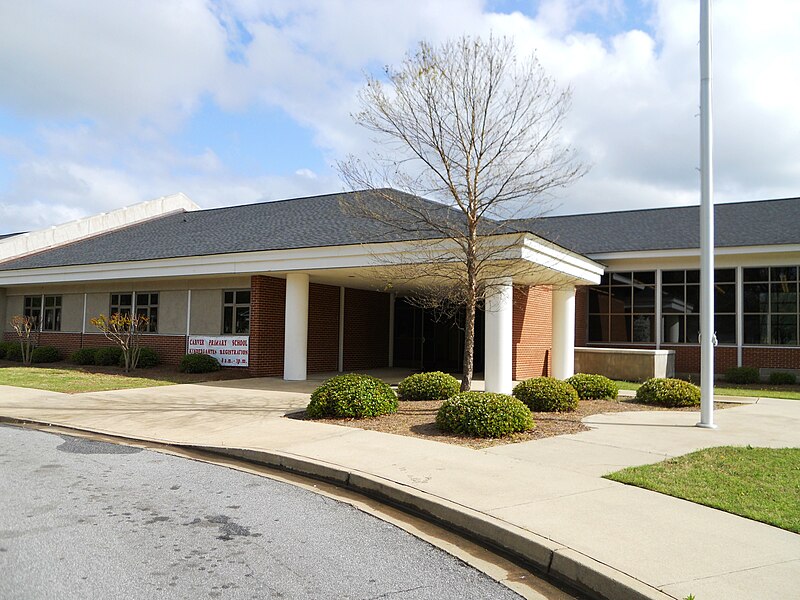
[698,0,717,428]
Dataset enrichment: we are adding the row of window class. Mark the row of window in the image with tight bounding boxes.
[21,290,252,335]
[587,267,800,346]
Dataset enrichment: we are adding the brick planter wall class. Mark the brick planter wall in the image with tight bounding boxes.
[512,285,553,380]
[308,283,340,373]
[343,288,390,371]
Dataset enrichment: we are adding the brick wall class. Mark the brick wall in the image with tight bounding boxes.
[742,347,800,371]
[343,288,390,371]
[248,275,285,377]
[661,344,737,375]
[512,285,552,379]
[308,283,340,373]
[574,286,588,347]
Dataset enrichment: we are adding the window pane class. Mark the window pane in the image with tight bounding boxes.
[150,293,158,305]
[588,314,607,342]
[686,270,700,284]
[662,285,685,313]
[714,283,735,313]
[599,273,610,286]
[685,285,700,313]
[148,308,158,332]
[714,268,735,283]
[632,315,655,342]
[223,306,233,334]
[235,306,250,334]
[137,293,149,306]
[609,314,631,342]
[771,282,797,313]
[587,287,611,313]
[235,291,251,305]
[714,314,736,344]
[632,286,655,313]
[609,286,630,312]
[744,268,769,282]
[686,314,700,343]
[45,296,55,307]
[632,271,655,285]
[610,272,631,286]
[771,266,797,282]
[111,294,119,305]
[662,270,684,284]
[224,291,234,304]
[744,314,768,344]
[120,294,132,306]
[743,283,769,313]
[53,308,61,332]
[662,315,684,343]
[771,315,797,345]
[44,310,54,331]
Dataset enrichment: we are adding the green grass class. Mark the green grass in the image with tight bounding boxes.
[0,366,178,393]
[606,446,800,533]
[615,380,800,400]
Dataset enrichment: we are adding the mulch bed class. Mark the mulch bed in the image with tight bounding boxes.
[289,398,737,450]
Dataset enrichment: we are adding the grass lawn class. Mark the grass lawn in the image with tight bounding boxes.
[606,446,800,533]
[615,380,800,400]
[0,366,179,393]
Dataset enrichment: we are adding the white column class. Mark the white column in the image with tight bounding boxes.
[338,287,345,372]
[736,266,743,367]
[552,285,576,379]
[185,289,192,353]
[284,273,309,380]
[484,277,513,394]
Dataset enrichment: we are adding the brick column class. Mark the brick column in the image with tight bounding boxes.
[249,275,285,377]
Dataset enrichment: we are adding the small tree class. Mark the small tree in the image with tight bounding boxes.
[10,315,39,365]
[338,35,586,390]
[90,313,149,372]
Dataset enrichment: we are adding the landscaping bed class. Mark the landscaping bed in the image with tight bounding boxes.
[290,397,736,450]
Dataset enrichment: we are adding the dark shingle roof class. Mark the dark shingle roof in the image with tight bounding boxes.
[510,197,800,255]
[0,190,483,271]
[0,232,23,241]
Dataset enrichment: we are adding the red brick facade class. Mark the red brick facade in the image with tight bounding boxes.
[511,285,553,379]
[248,275,286,377]
[307,283,340,373]
[343,288,390,371]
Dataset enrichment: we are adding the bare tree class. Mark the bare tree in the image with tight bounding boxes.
[10,315,38,365]
[90,313,149,372]
[338,35,586,391]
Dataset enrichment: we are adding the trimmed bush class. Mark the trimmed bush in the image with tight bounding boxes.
[306,374,398,419]
[31,346,61,364]
[769,371,797,385]
[436,392,534,438]
[512,377,579,412]
[398,371,461,401]
[179,353,221,374]
[94,346,124,366]
[725,366,760,384]
[0,341,16,360]
[566,373,619,400]
[70,347,98,365]
[635,377,700,407]
[4,344,23,362]
[123,347,159,369]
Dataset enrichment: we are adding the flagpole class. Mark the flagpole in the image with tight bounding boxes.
[698,0,717,429]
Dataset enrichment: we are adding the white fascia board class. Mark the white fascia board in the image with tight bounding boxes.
[520,235,604,284]
[588,243,800,262]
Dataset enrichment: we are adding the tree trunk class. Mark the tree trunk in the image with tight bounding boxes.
[461,291,476,391]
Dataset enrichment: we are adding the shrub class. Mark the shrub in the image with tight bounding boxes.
[436,392,534,438]
[566,373,619,400]
[123,347,159,369]
[725,366,760,384]
[31,346,61,364]
[306,374,398,419]
[94,346,124,366]
[768,371,797,385]
[512,377,579,412]
[179,353,221,374]
[635,378,700,407]
[4,344,23,362]
[70,347,98,365]
[0,341,16,360]
[397,371,461,401]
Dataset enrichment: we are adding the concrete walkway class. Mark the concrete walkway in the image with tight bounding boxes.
[0,379,798,600]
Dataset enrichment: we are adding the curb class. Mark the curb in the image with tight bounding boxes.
[2,417,674,600]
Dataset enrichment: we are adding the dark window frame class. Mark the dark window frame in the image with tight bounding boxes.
[222,290,250,335]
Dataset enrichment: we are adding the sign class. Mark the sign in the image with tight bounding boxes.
[187,336,249,367]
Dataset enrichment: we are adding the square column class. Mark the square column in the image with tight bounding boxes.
[551,285,576,379]
[484,277,513,394]
[284,273,309,380]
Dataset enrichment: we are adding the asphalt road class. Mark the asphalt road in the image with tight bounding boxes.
[0,424,523,600]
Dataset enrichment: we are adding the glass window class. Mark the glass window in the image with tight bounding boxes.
[223,289,250,335]
[660,269,734,344]
[110,293,133,316]
[42,295,62,331]
[743,267,800,345]
[587,271,656,343]
[135,292,159,333]
[23,296,42,327]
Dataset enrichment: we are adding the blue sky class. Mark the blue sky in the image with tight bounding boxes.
[0,0,798,233]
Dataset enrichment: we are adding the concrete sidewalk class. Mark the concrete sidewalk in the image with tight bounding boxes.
[0,380,798,600]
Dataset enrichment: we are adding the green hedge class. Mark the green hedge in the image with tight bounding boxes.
[94,346,124,366]
[768,371,797,385]
[512,377,579,412]
[0,341,16,360]
[725,366,760,384]
[306,374,398,419]
[125,347,159,369]
[31,346,61,364]
[5,344,22,362]
[635,378,700,407]
[70,348,99,365]
[397,371,461,401]
[436,392,534,438]
[566,373,619,400]
[179,353,221,373]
